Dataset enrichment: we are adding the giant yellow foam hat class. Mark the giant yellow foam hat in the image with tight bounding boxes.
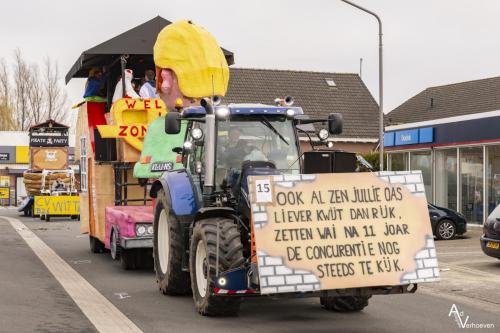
[154,20,229,98]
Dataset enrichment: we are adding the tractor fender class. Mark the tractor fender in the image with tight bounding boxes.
[193,207,237,224]
[149,169,198,216]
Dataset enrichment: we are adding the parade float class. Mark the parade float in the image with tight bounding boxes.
[65,17,230,269]
[19,120,79,221]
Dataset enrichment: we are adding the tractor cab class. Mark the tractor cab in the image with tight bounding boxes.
[163,98,344,217]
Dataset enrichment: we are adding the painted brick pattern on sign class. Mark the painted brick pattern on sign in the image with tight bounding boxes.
[257,250,321,294]
[400,235,440,283]
[375,170,426,198]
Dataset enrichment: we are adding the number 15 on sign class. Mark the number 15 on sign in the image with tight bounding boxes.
[255,179,273,203]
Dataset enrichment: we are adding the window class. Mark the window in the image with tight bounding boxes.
[325,78,336,87]
[215,117,300,189]
[389,152,408,171]
[487,145,500,216]
[435,149,457,210]
[460,147,483,223]
[410,151,432,201]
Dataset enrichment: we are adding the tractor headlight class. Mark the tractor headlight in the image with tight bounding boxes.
[191,128,203,141]
[318,129,329,141]
[286,109,295,118]
[136,224,147,237]
[147,225,154,235]
[183,141,193,152]
[218,277,227,287]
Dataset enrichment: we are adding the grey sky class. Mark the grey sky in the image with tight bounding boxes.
[1,0,499,124]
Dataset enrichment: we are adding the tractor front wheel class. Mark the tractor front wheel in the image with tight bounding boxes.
[320,295,371,312]
[153,190,190,295]
[190,217,244,316]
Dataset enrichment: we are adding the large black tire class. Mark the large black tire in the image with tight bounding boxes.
[435,219,457,240]
[190,218,245,316]
[320,295,371,312]
[153,190,191,295]
[89,235,105,253]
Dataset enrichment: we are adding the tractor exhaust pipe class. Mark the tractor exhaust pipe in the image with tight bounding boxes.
[201,98,216,203]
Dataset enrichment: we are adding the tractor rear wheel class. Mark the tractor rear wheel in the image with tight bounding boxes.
[190,217,245,316]
[153,189,190,295]
[320,295,371,312]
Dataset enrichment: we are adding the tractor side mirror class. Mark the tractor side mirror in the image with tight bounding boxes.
[328,113,343,135]
[165,112,181,134]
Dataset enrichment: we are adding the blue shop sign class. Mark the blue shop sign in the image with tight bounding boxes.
[395,129,419,145]
[384,132,395,147]
[385,127,434,147]
[419,127,434,143]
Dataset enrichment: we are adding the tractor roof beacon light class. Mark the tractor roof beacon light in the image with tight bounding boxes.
[175,98,184,110]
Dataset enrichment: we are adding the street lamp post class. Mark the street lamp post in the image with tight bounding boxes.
[341,0,384,171]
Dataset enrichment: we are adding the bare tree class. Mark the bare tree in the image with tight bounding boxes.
[0,50,69,130]
[12,49,31,130]
[0,58,15,130]
[27,63,45,125]
[44,57,68,122]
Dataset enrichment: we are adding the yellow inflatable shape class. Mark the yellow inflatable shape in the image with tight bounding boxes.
[97,98,167,151]
[154,20,229,98]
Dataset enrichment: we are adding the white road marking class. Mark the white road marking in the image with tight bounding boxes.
[115,292,132,300]
[71,259,92,265]
[4,216,143,333]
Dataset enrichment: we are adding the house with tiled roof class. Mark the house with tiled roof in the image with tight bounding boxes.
[384,76,500,225]
[225,68,380,153]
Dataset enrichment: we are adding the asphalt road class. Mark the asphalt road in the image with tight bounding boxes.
[0,208,499,333]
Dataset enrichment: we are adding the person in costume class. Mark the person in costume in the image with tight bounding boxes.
[83,67,107,102]
[139,69,158,98]
[112,69,140,102]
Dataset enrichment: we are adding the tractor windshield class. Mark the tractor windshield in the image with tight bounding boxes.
[215,116,300,187]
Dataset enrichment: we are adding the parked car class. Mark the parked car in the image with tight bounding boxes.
[480,204,500,259]
[428,204,467,240]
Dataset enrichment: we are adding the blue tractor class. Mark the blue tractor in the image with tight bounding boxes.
[150,98,415,316]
